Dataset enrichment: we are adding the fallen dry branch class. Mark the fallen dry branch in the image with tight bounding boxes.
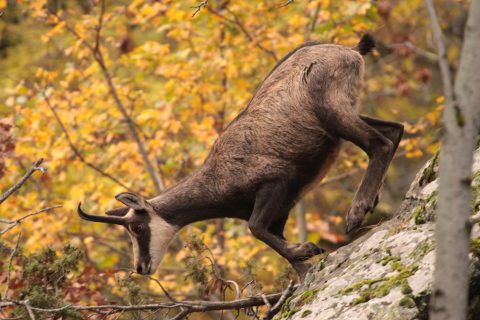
[1,288,294,319]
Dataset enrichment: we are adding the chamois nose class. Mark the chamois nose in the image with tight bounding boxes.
[136,260,151,275]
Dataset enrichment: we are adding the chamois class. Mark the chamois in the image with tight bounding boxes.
[78,34,404,279]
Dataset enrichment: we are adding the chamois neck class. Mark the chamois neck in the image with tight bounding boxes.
[149,170,219,227]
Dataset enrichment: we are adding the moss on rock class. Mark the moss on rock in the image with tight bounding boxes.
[399,296,416,308]
[419,152,439,187]
[276,289,319,319]
[339,253,418,306]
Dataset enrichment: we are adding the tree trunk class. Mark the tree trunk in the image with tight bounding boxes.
[429,0,480,319]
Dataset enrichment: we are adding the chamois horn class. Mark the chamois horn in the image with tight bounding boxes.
[77,203,126,225]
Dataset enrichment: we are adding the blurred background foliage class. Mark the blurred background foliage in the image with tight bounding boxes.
[0,0,468,318]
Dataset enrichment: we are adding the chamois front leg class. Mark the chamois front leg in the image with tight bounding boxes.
[323,112,396,233]
[248,182,324,279]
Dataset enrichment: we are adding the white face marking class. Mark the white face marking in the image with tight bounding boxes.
[125,208,178,274]
[128,232,140,267]
[147,214,178,274]
[124,209,141,267]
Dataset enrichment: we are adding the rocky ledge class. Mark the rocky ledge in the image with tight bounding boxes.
[274,148,480,320]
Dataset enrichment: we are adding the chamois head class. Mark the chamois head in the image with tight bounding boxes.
[77,192,177,275]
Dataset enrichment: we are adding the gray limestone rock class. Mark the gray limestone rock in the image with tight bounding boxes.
[274,149,480,320]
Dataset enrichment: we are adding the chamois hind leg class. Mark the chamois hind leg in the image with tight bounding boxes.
[359,115,404,210]
[321,111,396,234]
[248,182,323,279]
[359,115,404,152]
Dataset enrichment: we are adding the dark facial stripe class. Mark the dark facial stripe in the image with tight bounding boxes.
[126,210,152,269]
[137,226,151,265]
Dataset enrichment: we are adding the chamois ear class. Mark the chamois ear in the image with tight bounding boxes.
[115,192,148,211]
[105,207,130,217]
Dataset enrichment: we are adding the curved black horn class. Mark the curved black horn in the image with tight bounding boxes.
[77,203,126,225]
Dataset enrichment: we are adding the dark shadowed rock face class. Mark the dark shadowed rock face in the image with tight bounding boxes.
[274,148,480,320]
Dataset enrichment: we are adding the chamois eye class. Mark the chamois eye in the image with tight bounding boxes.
[131,224,145,234]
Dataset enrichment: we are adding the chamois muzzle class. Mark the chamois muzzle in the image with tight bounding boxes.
[77,203,126,225]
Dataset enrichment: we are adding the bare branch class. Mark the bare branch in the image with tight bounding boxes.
[2,232,22,301]
[206,7,279,61]
[263,280,294,320]
[317,169,361,187]
[0,205,62,236]
[170,308,190,320]
[133,273,179,303]
[260,294,272,309]
[191,0,208,17]
[225,280,241,300]
[0,159,45,206]
[278,0,294,8]
[24,300,36,320]
[385,41,438,63]
[94,0,106,54]
[310,2,322,33]
[40,89,139,194]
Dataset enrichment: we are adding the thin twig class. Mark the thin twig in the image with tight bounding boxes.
[170,308,190,320]
[263,280,295,320]
[2,232,22,301]
[278,0,294,8]
[310,2,322,33]
[206,7,278,61]
[0,205,62,236]
[24,300,36,320]
[260,294,271,309]
[0,159,45,206]
[134,273,179,303]
[225,280,241,300]
[317,169,361,187]
[94,0,106,53]
[191,0,208,17]
[385,41,438,62]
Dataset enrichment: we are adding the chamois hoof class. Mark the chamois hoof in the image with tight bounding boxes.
[290,242,324,259]
[301,242,324,257]
[346,216,363,234]
[346,200,376,234]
